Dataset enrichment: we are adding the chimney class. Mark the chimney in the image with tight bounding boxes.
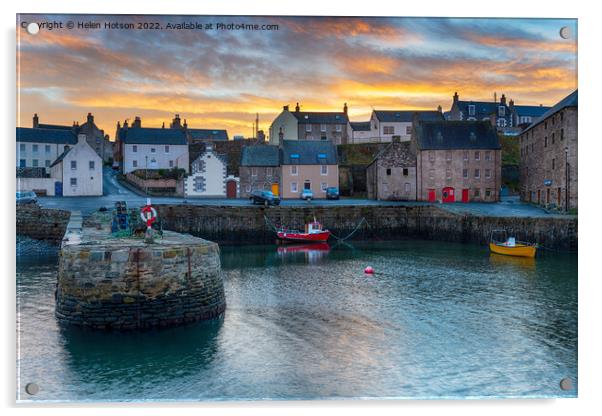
[183,119,188,129]
[123,119,129,129]
[133,116,141,128]
[295,102,300,112]
[283,105,289,112]
[77,133,87,145]
[33,113,39,128]
[509,99,514,109]
[437,105,442,113]
[453,92,459,103]
[171,114,181,129]
[87,112,94,124]
[500,94,507,106]
[343,102,348,115]
[162,122,165,129]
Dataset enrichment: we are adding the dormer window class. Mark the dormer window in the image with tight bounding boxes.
[468,105,475,116]
[305,124,312,132]
[498,106,505,117]
[320,124,326,132]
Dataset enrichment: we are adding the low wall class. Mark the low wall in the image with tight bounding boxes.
[125,173,183,196]
[155,204,578,251]
[17,177,56,196]
[16,203,70,242]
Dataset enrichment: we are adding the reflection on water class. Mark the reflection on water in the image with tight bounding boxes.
[17,240,577,401]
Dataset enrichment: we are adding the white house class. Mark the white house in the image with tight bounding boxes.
[368,110,445,143]
[184,143,239,197]
[49,134,103,196]
[348,121,372,144]
[16,126,77,171]
[119,126,189,174]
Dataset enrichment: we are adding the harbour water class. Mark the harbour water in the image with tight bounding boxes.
[16,240,577,401]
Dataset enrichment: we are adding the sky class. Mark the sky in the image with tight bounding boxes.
[17,15,577,139]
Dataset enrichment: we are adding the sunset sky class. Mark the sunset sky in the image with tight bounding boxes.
[17,15,577,139]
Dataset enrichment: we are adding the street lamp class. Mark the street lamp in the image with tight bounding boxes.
[564,146,569,212]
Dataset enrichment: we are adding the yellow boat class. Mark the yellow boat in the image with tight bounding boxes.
[489,230,537,258]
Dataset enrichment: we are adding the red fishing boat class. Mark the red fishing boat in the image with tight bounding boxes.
[276,219,331,243]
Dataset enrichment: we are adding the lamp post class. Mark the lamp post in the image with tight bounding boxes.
[145,155,148,196]
[565,146,569,212]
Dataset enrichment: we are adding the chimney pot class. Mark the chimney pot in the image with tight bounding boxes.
[33,113,39,128]
[283,105,289,111]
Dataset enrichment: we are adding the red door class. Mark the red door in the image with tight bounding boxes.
[442,187,455,203]
[427,189,436,202]
[461,189,469,203]
[226,180,237,198]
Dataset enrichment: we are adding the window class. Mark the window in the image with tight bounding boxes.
[485,151,492,161]
[336,124,342,132]
[474,188,481,197]
[497,118,507,127]
[19,159,26,167]
[552,133,555,144]
[321,134,327,141]
[468,105,475,116]
[320,124,326,132]
[498,106,505,117]
[545,121,548,130]
[32,144,39,153]
[291,182,298,193]
[321,182,327,191]
[552,158,556,170]
[89,161,95,170]
[485,169,491,178]
[291,165,298,175]
[463,150,469,161]
[266,167,273,177]
[151,147,156,153]
[474,151,480,161]
[561,129,564,140]
[132,145,137,152]
[165,145,170,153]
[70,160,77,170]
[446,151,452,161]
[406,126,412,135]
[169,160,174,168]
[321,165,328,175]
[485,188,492,197]
[133,160,138,168]
[404,183,411,193]
[544,136,548,147]
[20,143,26,152]
[463,168,468,178]
[403,168,408,176]
[383,126,394,135]
[70,178,77,186]
[45,160,50,167]
[475,168,480,179]
[32,159,38,167]
[45,145,51,153]
[251,168,258,177]
[305,124,312,132]
[386,168,391,176]
[446,169,452,179]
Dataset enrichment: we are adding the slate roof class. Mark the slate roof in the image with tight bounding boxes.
[291,112,349,124]
[513,105,551,118]
[16,127,77,144]
[373,110,444,123]
[456,101,510,119]
[37,123,73,130]
[187,128,229,141]
[350,121,371,131]
[521,90,578,135]
[49,147,73,168]
[240,145,280,167]
[367,141,414,167]
[280,140,338,165]
[415,121,500,150]
[119,127,188,145]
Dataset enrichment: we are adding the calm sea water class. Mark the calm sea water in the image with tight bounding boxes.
[16,240,577,402]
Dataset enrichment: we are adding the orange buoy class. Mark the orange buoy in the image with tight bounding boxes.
[364,266,374,274]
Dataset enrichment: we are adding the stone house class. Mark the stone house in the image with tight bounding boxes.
[414,121,502,203]
[269,103,350,145]
[184,143,239,198]
[280,140,339,199]
[49,134,103,196]
[239,145,281,197]
[368,110,444,143]
[366,138,417,200]
[519,90,577,211]
[116,118,189,174]
[16,126,77,172]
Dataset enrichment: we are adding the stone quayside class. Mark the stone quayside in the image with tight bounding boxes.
[56,211,226,330]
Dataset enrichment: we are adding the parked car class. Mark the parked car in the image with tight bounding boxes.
[325,187,340,200]
[249,190,280,206]
[301,189,314,200]
[16,191,37,204]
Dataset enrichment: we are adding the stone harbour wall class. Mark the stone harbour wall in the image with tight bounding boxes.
[16,203,70,242]
[155,204,577,251]
[56,233,225,330]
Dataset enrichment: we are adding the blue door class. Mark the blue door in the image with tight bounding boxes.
[55,181,63,196]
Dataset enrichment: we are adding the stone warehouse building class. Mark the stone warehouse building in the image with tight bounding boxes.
[366,138,417,201]
[239,145,281,197]
[414,121,502,202]
[519,90,578,211]
[269,103,350,145]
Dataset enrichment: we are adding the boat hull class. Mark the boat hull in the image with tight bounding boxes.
[276,230,330,243]
[489,243,536,258]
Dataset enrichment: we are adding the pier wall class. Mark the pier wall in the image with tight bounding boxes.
[156,204,578,251]
[16,203,70,242]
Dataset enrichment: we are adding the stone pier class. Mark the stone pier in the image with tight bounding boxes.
[56,212,226,330]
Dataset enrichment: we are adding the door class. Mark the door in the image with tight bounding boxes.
[304,181,311,190]
[442,187,455,203]
[271,183,279,196]
[226,180,237,198]
[54,181,63,197]
[461,189,469,203]
[547,188,550,204]
[427,189,436,202]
